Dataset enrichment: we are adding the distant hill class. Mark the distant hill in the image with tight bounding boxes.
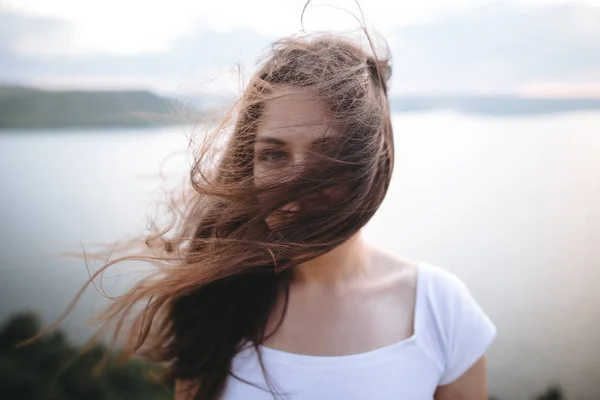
[389,96,600,115]
[170,92,600,116]
[3,86,600,131]
[0,86,201,130]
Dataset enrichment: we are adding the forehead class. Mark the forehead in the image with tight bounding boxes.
[256,89,335,143]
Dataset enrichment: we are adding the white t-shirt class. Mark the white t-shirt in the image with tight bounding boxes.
[222,261,497,399]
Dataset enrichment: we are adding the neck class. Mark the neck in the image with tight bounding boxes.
[292,231,369,285]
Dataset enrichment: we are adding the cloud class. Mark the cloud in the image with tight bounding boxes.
[0,12,76,78]
[0,12,73,52]
[1,2,600,96]
[0,11,274,92]
[391,1,600,94]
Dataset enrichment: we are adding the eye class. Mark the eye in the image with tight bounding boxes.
[257,149,288,163]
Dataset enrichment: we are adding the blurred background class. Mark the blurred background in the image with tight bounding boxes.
[1,0,599,399]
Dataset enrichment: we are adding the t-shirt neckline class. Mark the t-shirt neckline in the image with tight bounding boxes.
[254,260,427,366]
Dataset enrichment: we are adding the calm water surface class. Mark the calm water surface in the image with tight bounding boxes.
[1,111,599,399]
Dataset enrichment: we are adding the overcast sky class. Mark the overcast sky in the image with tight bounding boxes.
[1,0,600,97]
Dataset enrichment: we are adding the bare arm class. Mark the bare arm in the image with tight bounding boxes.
[434,356,489,400]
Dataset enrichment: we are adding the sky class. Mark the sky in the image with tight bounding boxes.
[1,0,600,97]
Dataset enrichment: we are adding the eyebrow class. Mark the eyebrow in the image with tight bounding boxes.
[256,137,286,146]
[256,136,336,148]
[311,137,335,149]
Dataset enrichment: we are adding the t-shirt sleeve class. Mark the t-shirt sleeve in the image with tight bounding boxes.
[436,270,497,386]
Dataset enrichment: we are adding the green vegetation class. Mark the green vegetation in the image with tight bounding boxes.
[0,86,200,130]
[0,312,172,400]
[489,386,564,400]
[534,387,564,400]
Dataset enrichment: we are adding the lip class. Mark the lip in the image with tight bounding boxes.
[276,188,341,214]
[278,202,300,212]
[263,185,349,226]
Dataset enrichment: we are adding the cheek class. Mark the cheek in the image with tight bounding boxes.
[253,164,260,186]
[323,185,350,202]
[253,163,271,192]
[253,163,278,209]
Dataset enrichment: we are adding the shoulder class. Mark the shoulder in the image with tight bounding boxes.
[364,241,475,307]
[366,242,419,282]
[365,243,419,299]
[416,262,497,386]
[417,261,489,330]
[419,262,472,301]
[364,242,467,300]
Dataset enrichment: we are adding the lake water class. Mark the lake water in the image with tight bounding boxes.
[1,111,599,399]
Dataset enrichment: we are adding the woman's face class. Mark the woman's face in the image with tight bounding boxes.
[253,89,343,227]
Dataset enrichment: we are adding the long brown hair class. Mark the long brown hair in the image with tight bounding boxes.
[27,30,394,400]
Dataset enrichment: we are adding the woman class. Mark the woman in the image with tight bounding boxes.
[47,32,496,400]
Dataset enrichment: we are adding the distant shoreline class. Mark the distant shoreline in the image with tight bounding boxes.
[2,85,600,130]
[0,85,202,131]
[390,96,600,116]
